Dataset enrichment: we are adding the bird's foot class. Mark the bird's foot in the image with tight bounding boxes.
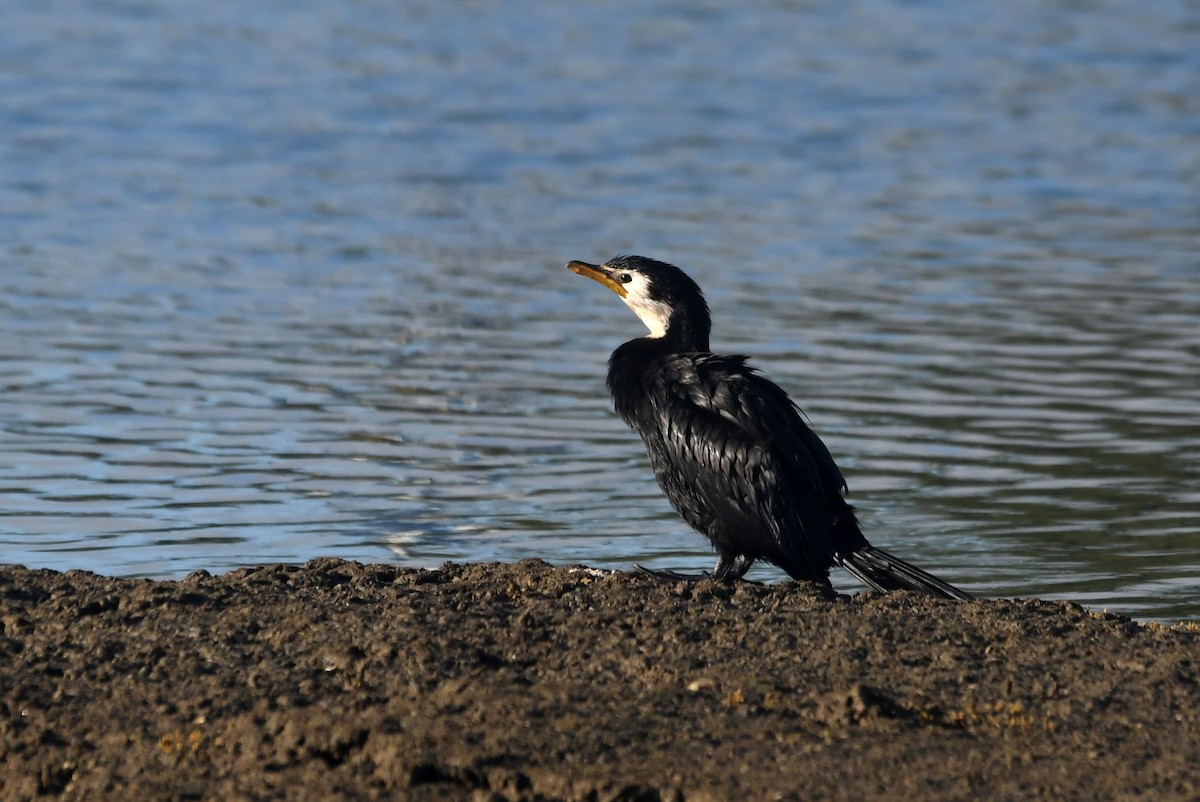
[633,564,712,582]
[713,554,754,583]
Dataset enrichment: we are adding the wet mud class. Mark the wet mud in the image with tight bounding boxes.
[2,559,1197,800]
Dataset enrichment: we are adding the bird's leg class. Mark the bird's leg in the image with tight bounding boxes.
[633,564,711,582]
[713,553,754,583]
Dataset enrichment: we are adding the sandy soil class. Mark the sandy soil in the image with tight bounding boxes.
[1,558,1198,801]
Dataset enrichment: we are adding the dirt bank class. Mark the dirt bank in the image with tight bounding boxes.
[1,559,1197,801]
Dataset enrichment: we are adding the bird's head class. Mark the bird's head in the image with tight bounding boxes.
[566,255,711,350]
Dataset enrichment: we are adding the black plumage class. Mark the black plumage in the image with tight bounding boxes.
[568,255,970,599]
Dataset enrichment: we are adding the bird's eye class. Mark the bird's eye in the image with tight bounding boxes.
[618,273,632,283]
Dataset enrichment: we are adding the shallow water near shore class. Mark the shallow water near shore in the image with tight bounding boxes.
[2,1,1199,620]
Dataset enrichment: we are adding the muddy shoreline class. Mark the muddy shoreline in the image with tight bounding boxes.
[2,559,1197,800]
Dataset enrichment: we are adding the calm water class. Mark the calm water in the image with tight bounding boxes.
[1,1,1198,620]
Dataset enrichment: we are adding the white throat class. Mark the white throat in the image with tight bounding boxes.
[618,273,673,338]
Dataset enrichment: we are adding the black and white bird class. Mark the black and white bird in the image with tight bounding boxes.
[567,255,970,599]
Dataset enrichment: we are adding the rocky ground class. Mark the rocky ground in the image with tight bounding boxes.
[1,558,1198,801]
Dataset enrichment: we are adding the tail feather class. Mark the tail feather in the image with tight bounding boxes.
[838,545,971,600]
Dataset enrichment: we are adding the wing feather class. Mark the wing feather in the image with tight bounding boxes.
[635,353,844,575]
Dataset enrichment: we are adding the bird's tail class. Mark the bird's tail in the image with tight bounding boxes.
[837,545,972,600]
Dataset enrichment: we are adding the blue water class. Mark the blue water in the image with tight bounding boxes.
[2,0,1198,620]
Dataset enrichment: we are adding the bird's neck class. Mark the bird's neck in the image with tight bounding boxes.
[612,314,710,367]
[659,312,710,352]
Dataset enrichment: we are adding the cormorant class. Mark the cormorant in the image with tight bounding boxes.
[567,255,970,600]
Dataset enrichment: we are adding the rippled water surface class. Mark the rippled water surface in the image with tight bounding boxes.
[2,1,1198,620]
